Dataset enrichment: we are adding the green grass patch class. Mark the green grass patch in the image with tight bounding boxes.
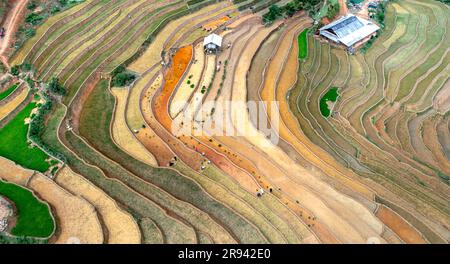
[0,102,50,172]
[0,180,54,238]
[319,87,339,117]
[0,83,19,101]
[298,28,309,60]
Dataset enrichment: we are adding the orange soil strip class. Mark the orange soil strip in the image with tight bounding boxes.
[170,43,204,118]
[202,16,230,31]
[161,19,337,242]
[376,205,427,244]
[175,20,337,242]
[151,45,205,169]
[29,173,104,244]
[139,73,179,166]
[152,45,260,191]
[152,22,338,243]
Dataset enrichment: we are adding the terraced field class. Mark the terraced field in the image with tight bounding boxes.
[0,0,448,244]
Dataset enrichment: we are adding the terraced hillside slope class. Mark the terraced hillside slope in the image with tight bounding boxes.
[0,0,448,244]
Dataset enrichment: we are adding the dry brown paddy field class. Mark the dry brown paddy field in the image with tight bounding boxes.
[0,0,447,244]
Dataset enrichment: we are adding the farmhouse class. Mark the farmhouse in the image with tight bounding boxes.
[319,14,380,51]
[203,33,222,54]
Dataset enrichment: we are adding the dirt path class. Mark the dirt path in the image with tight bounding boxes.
[339,0,349,17]
[0,0,28,69]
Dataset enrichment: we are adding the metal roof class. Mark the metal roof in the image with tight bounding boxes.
[319,14,380,47]
[203,33,222,47]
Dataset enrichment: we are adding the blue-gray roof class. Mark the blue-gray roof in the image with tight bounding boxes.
[319,15,380,47]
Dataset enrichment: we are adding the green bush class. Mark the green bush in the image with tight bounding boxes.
[262,0,323,24]
[25,27,36,38]
[112,72,136,87]
[111,66,136,87]
[10,65,19,76]
[27,1,37,10]
[51,5,61,14]
[262,5,283,24]
[21,62,32,72]
[25,13,44,26]
[326,2,340,20]
[47,77,66,96]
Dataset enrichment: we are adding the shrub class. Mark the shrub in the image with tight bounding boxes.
[111,66,136,87]
[50,5,61,14]
[10,65,20,76]
[25,13,44,26]
[59,0,69,6]
[26,76,35,89]
[112,72,136,87]
[25,27,36,38]
[27,1,37,10]
[262,5,283,24]
[21,62,32,72]
[47,77,66,96]
[326,2,340,20]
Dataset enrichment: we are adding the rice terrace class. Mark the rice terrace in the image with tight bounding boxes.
[0,0,448,246]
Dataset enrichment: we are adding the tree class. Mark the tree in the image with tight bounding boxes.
[112,72,135,87]
[25,13,44,26]
[21,62,32,72]
[112,66,136,87]
[326,3,340,19]
[48,76,66,96]
[263,4,283,24]
[269,4,283,18]
[285,2,297,17]
[10,65,20,76]
[27,1,37,10]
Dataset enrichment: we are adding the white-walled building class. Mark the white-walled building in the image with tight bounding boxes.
[203,33,222,53]
[319,14,380,50]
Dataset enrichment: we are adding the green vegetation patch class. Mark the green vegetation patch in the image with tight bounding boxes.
[0,102,50,172]
[0,83,19,101]
[0,180,54,238]
[298,28,309,59]
[262,0,322,24]
[111,66,136,87]
[319,87,339,117]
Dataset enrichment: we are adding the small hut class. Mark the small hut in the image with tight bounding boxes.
[203,33,222,54]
